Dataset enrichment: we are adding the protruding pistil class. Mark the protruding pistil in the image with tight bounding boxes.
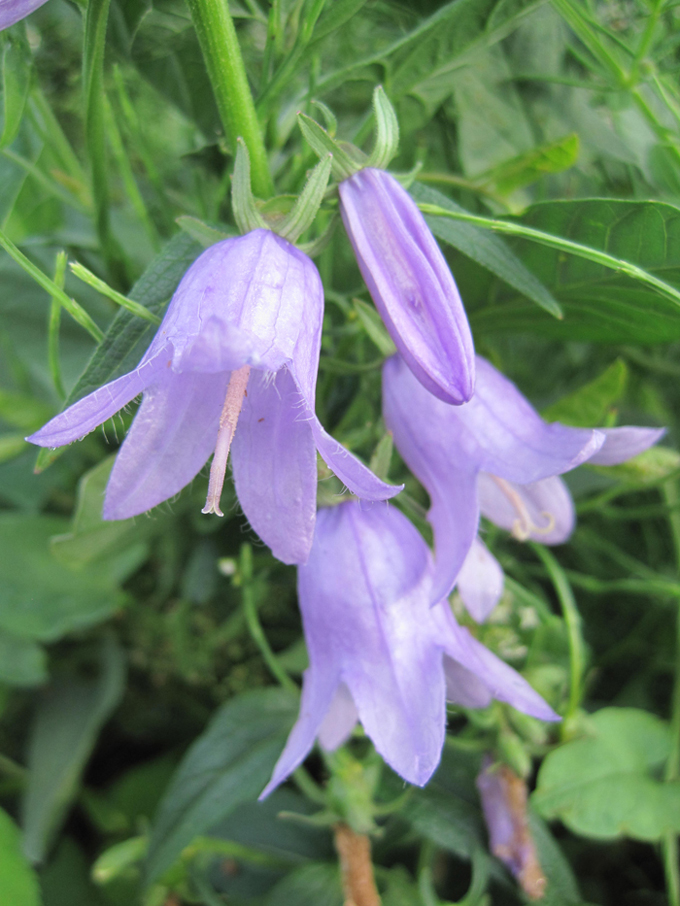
[203,364,251,516]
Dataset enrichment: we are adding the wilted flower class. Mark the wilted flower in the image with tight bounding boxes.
[29,230,400,564]
[383,353,664,607]
[476,755,546,900]
[261,501,558,797]
[0,0,48,30]
[339,168,475,405]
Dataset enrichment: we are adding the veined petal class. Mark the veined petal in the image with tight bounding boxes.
[260,665,339,800]
[298,502,446,787]
[434,604,560,722]
[103,370,228,520]
[340,169,474,405]
[231,368,317,565]
[27,353,167,448]
[457,536,505,622]
[477,473,575,546]
[588,426,666,465]
[0,0,49,30]
[161,230,324,375]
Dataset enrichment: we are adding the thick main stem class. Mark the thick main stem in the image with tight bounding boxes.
[203,365,250,517]
[185,0,273,198]
[334,824,381,906]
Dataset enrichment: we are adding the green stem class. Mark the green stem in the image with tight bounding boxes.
[0,227,103,342]
[48,252,67,400]
[185,0,273,198]
[531,544,584,728]
[663,480,680,906]
[417,203,680,309]
[239,544,297,693]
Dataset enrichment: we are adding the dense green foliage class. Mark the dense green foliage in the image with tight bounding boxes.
[1,0,680,904]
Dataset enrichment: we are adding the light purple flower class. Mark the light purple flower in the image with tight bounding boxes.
[0,0,48,30]
[28,230,401,564]
[339,168,475,405]
[261,500,558,797]
[383,353,665,607]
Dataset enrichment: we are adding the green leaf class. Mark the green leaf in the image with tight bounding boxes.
[482,133,580,195]
[145,687,297,884]
[532,708,680,842]
[92,836,147,885]
[0,513,126,642]
[0,807,40,906]
[50,457,151,577]
[1,25,33,151]
[22,639,126,863]
[411,183,562,318]
[175,215,230,248]
[529,812,581,906]
[469,199,680,343]
[542,359,628,426]
[595,445,680,485]
[264,863,343,906]
[0,631,47,688]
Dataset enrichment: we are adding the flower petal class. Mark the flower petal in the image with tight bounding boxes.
[457,536,505,622]
[587,426,666,465]
[467,358,604,483]
[287,358,403,503]
[231,368,318,565]
[434,604,560,722]
[383,354,479,602]
[443,659,493,708]
[318,683,359,751]
[164,230,325,375]
[340,168,475,405]
[298,502,447,786]
[477,473,575,545]
[27,353,166,448]
[260,665,339,800]
[0,0,49,30]
[103,370,228,520]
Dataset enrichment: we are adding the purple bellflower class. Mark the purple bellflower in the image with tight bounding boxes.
[261,500,558,797]
[0,0,48,29]
[28,230,400,564]
[339,168,475,405]
[383,354,665,609]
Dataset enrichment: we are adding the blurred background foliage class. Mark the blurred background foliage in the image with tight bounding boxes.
[2,0,680,904]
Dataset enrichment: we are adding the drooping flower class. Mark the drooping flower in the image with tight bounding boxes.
[383,353,665,607]
[476,755,546,901]
[261,501,558,797]
[28,230,400,564]
[0,0,48,30]
[339,168,475,405]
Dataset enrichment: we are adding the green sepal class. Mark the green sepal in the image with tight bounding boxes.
[278,155,333,243]
[297,113,358,181]
[231,138,269,235]
[366,86,399,170]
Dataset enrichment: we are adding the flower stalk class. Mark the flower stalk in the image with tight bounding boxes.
[333,824,381,906]
[185,0,273,198]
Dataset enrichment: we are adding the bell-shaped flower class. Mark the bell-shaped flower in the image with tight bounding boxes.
[0,0,49,30]
[28,229,400,564]
[383,354,665,607]
[339,168,475,405]
[261,500,558,797]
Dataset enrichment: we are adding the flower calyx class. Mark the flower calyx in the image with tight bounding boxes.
[297,85,400,182]
[232,138,333,245]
